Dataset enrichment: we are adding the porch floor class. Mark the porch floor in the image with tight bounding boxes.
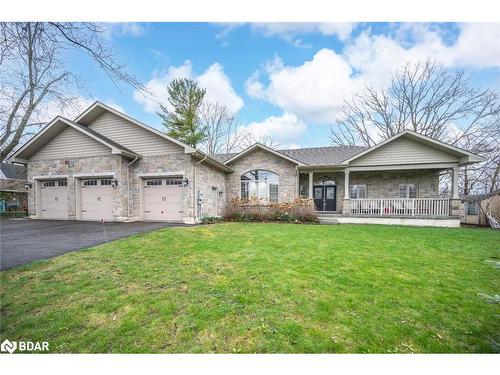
[317,212,460,228]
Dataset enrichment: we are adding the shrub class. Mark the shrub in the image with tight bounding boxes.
[200,216,224,224]
[0,210,28,218]
[223,198,318,224]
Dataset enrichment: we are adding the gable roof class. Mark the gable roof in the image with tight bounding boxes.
[75,101,196,153]
[342,130,485,166]
[223,143,306,166]
[279,146,367,166]
[0,163,27,180]
[9,116,140,162]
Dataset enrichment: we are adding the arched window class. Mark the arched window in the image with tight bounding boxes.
[240,170,279,203]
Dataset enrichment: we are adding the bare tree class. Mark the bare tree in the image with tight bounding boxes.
[239,131,281,150]
[0,22,143,161]
[330,59,500,194]
[199,102,244,154]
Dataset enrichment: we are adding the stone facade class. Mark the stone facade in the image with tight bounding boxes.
[27,152,228,223]
[226,148,298,202]
[27,155,128,220]
[299,169,440,213]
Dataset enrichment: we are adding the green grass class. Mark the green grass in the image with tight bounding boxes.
[1,223,499,353]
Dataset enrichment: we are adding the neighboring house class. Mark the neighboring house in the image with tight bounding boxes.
[460,190,500,227]
[0,162,28,213]
[9,101,484,227]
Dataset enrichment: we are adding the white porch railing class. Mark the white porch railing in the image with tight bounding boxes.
[350,198,449,217]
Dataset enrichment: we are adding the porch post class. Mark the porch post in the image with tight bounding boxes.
[451,166,459,199]
[344,169,349,199]
[308,172,313,199]
[342,169,350,215]
[450,165,464,217]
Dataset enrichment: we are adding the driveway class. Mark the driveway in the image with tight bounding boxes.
[0,218,185,270]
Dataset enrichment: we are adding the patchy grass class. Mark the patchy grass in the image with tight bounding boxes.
[1,223,499,353]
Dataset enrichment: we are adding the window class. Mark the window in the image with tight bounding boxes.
[165,178,182,185]
[83,180,97,186]
[467,201,478,215]
[146,179,162,186]
[101,179,113,186]
[58,180,67,187]
[43,181,55,187]
[399,184,418,198]
[350,185,367,198]
[240,170,279,203]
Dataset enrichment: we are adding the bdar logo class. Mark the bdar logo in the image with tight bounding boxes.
[1,339,17,353]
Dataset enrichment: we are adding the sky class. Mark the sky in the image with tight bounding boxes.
[62,22,500,150]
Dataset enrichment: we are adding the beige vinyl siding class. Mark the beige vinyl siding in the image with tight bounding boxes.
[31,127,111,160]
[87,112,184,155]
[350,137,459,166]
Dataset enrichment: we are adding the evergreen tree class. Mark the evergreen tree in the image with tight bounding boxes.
[157,78,207,147]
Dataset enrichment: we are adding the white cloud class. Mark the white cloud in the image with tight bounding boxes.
[247,23,500,123]
[104,23,148,38]
[250,23,357,42]
[238,113,307,145]
[215,22,357,47]
[134,60,244,116]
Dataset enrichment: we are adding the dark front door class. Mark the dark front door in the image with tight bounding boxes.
[313,185,336,212]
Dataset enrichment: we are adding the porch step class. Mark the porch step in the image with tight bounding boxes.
[318,217,340,224]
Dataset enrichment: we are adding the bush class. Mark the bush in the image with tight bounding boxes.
[223,198,318,224]
[0,210,28,218]
[200,216,224,224]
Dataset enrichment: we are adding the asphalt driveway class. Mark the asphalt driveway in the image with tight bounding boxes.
[0,218,185,270]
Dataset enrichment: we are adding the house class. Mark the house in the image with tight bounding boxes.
[460,190,500,227]
[8,101,484,227]
[0,162,28,213]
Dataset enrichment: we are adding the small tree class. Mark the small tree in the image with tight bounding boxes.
[157,78,206,148]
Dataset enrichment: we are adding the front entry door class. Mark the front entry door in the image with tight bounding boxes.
[313,185,336,211]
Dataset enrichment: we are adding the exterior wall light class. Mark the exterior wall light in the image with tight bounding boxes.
[24,182,32,189]
[111,178,118,188]
[182,177,189,187]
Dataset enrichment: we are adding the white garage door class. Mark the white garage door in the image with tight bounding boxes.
[81,179,114,221]
[40,180,68,219]
[143,178,184,222]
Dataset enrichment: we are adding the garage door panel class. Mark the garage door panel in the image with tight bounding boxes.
[80,179,114,221]
[40,180,68,220]
[143,178,183,222]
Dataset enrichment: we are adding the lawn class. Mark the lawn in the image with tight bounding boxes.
[1,223,499,353]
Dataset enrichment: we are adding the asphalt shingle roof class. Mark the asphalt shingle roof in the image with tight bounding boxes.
[212,145,367,166]
[0,163,27,180]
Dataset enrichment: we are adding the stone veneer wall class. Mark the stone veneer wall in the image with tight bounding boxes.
[196,161,227,218]
[299,169,440,212]
[130,153,195,221]
[226,148,298,203]
[27,155,128,220]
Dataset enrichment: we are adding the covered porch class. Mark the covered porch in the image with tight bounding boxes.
[298,164,463,225]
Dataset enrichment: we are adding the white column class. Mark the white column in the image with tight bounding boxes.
[452,166,459,199]
[308,172,313,199]
[344,170,350,199]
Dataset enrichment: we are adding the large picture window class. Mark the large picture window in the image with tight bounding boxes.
[350,184,367,198]
[240,170,279,203]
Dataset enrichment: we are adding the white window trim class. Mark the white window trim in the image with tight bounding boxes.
[399,183,418,198]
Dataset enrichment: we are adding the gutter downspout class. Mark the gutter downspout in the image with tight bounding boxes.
[193,153,208,222]
[127,156,140,220]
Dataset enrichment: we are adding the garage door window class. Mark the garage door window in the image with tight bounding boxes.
[100,179,113,186]
[146,179,162,186]
[58,180,67,187]
[165,178,182,185]
[43,181,56,187]
[83,180,98,186]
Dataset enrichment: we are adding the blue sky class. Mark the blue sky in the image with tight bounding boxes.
[65,22,500,149]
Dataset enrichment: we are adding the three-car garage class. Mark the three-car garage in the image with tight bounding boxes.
[35,176,186,223]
